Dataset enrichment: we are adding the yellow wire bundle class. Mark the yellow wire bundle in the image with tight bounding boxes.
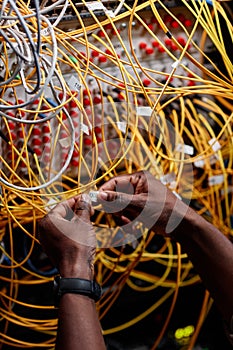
[0,0,232,348]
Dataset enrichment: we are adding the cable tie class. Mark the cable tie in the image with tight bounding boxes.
[171,60,181,69]
[160,172,176,185]
[166,31,172,39]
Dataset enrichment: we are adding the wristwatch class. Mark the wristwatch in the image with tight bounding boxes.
[53,276,102,306]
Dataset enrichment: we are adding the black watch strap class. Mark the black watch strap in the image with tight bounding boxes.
[54,276,102,306]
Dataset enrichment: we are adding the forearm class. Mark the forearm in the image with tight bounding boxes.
[56,294,106,350]
[172,206,233,323]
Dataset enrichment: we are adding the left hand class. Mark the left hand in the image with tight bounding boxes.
[38,194,96,280]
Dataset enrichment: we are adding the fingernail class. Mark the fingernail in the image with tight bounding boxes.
[99,191,108,200]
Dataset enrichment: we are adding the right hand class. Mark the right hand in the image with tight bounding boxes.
[98,171,189,235]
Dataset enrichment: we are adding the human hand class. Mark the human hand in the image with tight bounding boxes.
[38,194,96,279]
[98,171,189,235]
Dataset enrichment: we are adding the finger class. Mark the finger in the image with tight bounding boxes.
[49,197,76,219]
[99,174,133,192]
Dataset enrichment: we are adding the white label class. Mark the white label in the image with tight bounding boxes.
[160,172,176,185]
[208,138,221,153]
[46,198,57,211]
[86,1,105,11]
[104,9,115,18]
[136,106,153,117]
[116,121,126,133]
[41,27,50,36]
[59,137,71,148]
[176,143,194,155]
[208,174,224,186]
[81,123,89,135]
[68,75,81,92]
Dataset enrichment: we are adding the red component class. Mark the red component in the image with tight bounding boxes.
[70,110,78,118]
[93,96,101,104]
[151,18,158,24]
[188,72,194,78]
[96,136,102,143]
[98,30,105,38]
[10,132,17,140]
[187,80,195,86]
[152,40,159,48]
[171,43,178,51]
[83,98,90,106]
[177,37,186,46]
[32,128,41,135]
[84,138,92,146]
[118,83,125,88]
[70,100,78,108]
[94,126,102,133]
[164,38,172,46]
[147,23,154,31]
[83,89,90,96]
[33,138,42,146]
[112,28,120,35]
[177,13,185,23]
[91,50,99,58]
[184,19,192,27]
[6,111,15,118]
[42,125,50,133]
[17,99,24,104]
[43,154,50,163]
[8,121,15,130]
[105,23,112,30]
[71,159,79,166]
[158,46,165,53]
[43,135,50,143]
[60,130,67,139]
[171,21,179,28]
[73,149,79,157]
[18,130,24,138]
[117,93,125,100]
[98,55,107,63]
[143,78,151,87]
[139,42,147,50]
[34,148,42,156]
[145,47,154,55]
[105,49,112,55]
[164,14,173,23]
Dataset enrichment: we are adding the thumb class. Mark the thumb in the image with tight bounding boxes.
[72,194,94,223]
[98,190,134,214]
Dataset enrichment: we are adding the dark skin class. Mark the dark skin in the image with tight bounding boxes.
[38,195,106,350]
[98,171,233,326]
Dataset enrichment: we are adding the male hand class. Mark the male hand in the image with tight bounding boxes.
[98,171,188,235]
[38,194,96,279]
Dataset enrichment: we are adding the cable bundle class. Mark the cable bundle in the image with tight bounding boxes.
[0,0,232,348]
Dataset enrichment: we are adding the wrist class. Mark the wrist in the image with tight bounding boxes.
[59,262,93,279]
